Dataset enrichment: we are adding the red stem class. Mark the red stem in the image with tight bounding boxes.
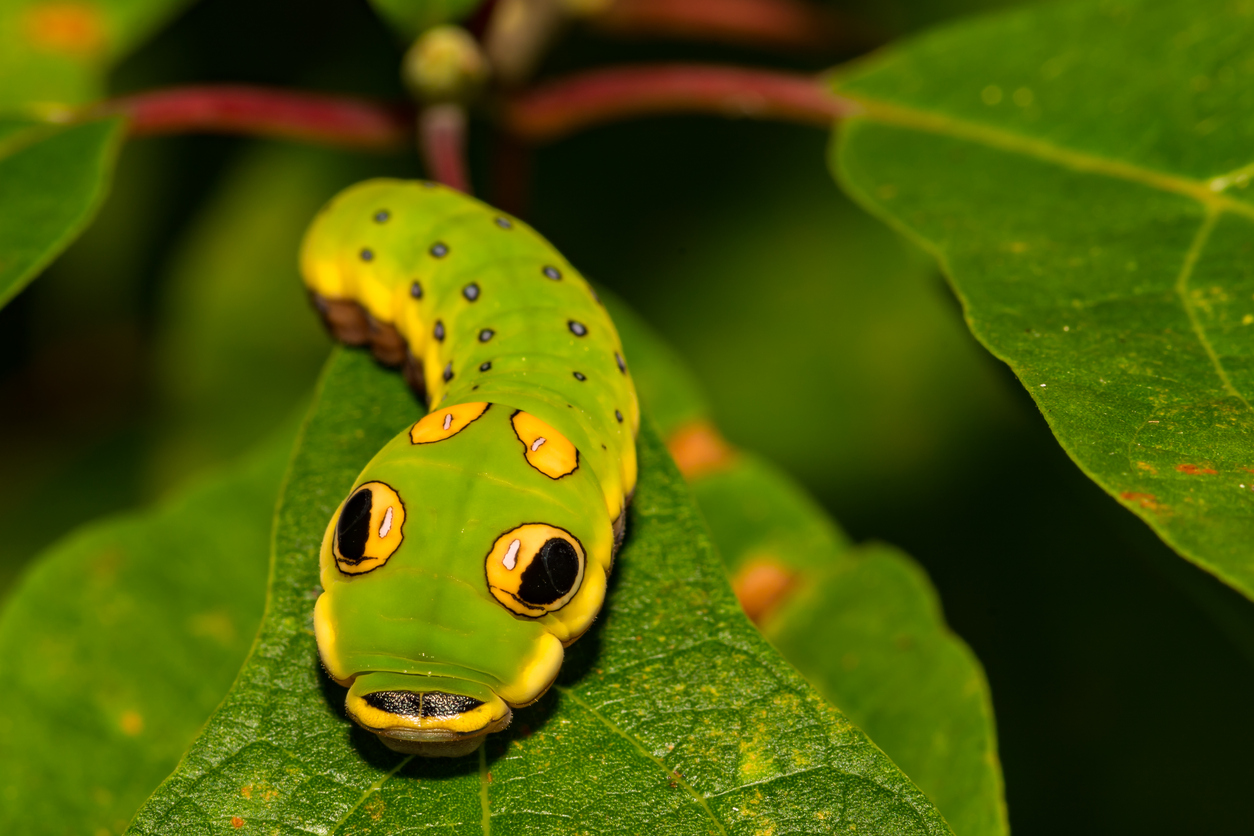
[593,0,878,53]
[99,85,412,149]
[503,64,858,142]
[419,104,472,193]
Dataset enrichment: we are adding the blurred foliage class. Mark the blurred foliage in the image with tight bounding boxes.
[0,425,287,835]
[2,0,1254,834]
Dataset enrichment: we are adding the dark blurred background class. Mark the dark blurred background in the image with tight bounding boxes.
[3,0,1254,832]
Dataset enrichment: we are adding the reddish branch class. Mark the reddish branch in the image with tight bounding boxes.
[419,104,472,192]
[91,66,854,156]
[593,0,877,53]
[503,64,857,141]
[99,86,411,149]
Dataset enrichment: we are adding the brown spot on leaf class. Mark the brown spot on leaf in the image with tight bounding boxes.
[230,816,244,829]
[1176,463,1217,475]
[731,557,797,624]
[666,420,736,479]
[1121,492,1168,513]
[24,3,107,56]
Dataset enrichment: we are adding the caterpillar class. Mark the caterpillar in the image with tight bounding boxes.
[300,179,639,757]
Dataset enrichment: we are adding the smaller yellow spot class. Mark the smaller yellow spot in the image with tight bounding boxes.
[512,411,578,479]
[1242,313,1253,325]
[876,184,897,200]
[981,85,1003,105]
[410,401,490,444]
[1008,241,1029,253]
[120,711,143,736]
[1013,87,1034,107]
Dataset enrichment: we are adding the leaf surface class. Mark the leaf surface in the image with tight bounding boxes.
[0,428,287,835]
[833,0,1254,596]
[0,118,123,309]
[126,347,951,835]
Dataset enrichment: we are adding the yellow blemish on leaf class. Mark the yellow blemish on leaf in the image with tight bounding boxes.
[188,609,237,646]
[981,85,1002,105]
[1136,461,1158,475]
[23,2,108,57]
[1242,314,1253,325]
[240,785,252,799]
[365,793,386,821]
[738,728,778,784]
[120,710,143,736]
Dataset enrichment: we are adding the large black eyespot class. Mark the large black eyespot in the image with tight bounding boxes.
[518,538,579,605]
[336,488,372,564]
[486,524,586,617]
[330,481,405,575]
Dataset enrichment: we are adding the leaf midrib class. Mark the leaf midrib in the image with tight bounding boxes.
[847,95,1254,220]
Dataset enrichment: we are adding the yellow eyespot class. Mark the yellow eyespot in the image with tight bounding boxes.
[332,480,406,575]
[410,401,490,444]
[485,524,585,617]
[510,411,578,479]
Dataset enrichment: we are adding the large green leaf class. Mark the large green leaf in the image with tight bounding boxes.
[0,118,123,309]
[0,0,195,109]
[127,347,950,835]
[832,0,1254,596]
[0,427,289,835]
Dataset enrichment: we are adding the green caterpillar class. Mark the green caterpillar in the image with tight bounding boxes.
[300,179,639,757]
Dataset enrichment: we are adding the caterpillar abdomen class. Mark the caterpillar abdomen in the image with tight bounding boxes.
[300,179,639,757]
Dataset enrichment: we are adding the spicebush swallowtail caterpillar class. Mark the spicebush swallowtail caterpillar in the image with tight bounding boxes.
[301,179,639,757]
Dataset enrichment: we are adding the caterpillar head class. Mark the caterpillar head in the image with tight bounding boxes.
[312,403,614,755]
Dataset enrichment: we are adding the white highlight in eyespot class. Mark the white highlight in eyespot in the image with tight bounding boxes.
[443,413,453,430]
[379,507,394,538]
[503,539,521,570]
[531,437,546,451]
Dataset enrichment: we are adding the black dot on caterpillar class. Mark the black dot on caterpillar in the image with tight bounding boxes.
[480,361,492,372]
[434,321,445,342]
[463,283,480,302]
[495,216,512,229]
[374,210,389,223]
[543,265,561,281]
[615,352,626,374]
[573,371,586,382]
[431,242,449,258]
[568,321,588,337]
[615,409,623,423]
[410,281,423,299]
[478,329,494,343]
[360,248,374,262]
[443,362,454,382]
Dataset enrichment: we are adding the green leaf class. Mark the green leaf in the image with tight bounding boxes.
[127,347,950,835]
[0,0,195,108]
[762,542,1006,836]
[368,0,482,40]
[0,427,289,835]
[832,0,1254,597]
[0,118,123,310]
